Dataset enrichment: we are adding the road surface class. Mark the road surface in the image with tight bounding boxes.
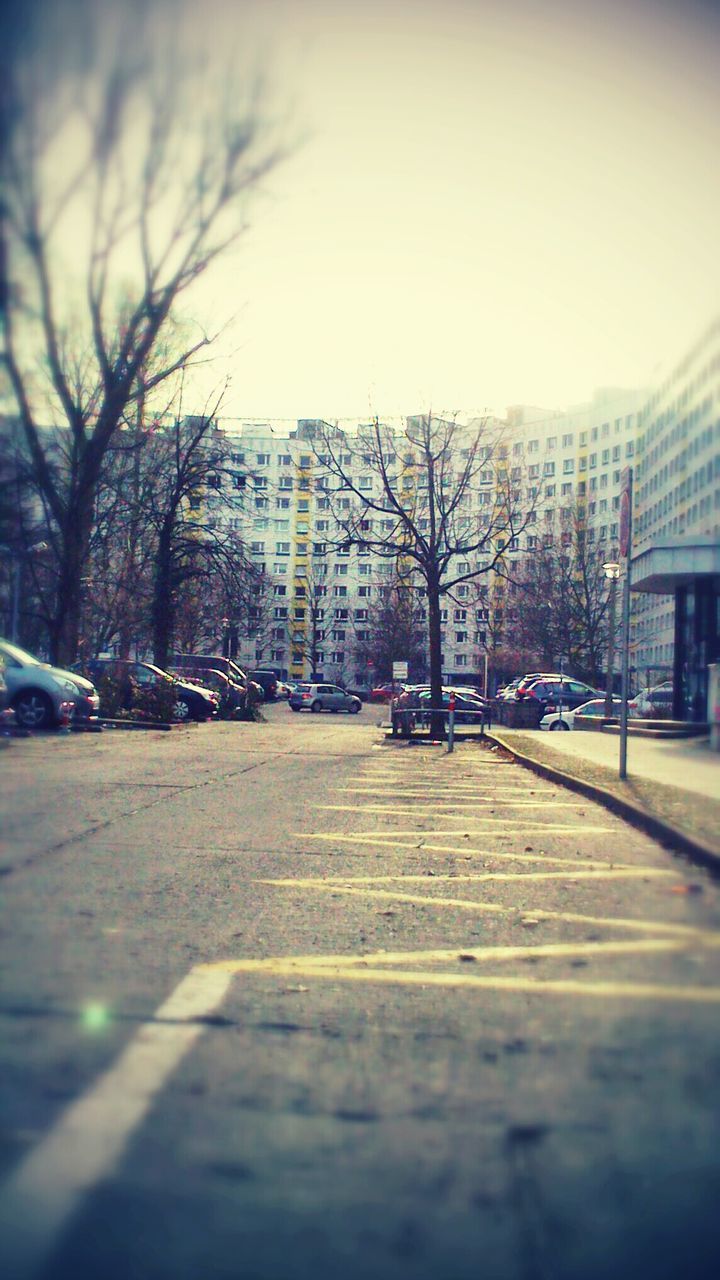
[1,703,719,1279]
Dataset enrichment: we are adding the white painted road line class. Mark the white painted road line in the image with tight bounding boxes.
[0,966,233,1280]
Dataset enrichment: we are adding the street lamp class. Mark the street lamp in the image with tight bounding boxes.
[0,540,49,643]
[221,616,230,659]
[602,561,621,718]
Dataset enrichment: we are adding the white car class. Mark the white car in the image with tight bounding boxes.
[0,638,100,729]
[634,682,673,718]
[540,696,627,731]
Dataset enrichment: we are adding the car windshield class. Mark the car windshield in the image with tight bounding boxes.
[0,638,43,665]
[140,663,174,682]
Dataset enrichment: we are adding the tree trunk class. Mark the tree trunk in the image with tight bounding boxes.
[426,574,445,739]
[152,528,175,670]
[51,500,94,667]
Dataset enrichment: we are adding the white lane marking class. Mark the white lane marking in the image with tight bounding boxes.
[0,966,233,1280]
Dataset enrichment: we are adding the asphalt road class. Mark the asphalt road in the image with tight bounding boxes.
[1,702,720,1280]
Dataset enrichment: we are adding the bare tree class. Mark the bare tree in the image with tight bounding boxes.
[352,575,427,684]
[504,508,617,684]
[1,1,282,662]
[138,411,260,670]
[314,413,531,735]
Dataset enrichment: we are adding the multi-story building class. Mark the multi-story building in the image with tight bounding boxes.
[214,396,644,690]
[631,318,720,720]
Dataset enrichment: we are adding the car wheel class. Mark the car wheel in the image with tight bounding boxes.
[311,700,322,712]
[550,720,570,731]
[173,697,191,721]
[13,689,55,730]
[349,702,360,714]
[290,705,301,712]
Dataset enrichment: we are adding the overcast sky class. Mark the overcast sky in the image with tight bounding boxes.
[39,0,720,422]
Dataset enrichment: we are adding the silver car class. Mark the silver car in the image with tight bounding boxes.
[0,638,100,729]
[289,683,361,714]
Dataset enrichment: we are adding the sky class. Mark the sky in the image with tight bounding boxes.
[20,0,720,422]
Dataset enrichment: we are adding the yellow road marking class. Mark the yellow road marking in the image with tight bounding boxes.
[315,805,614,831]
[269,868,672,885]
[202,938,693,974]
[294,832,620,867]
[198,955,720,1004]
[259,878,720,942]
[235,967,720,1003]
[334,792,578,808]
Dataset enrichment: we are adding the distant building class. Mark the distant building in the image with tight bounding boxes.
[632,318,720,721]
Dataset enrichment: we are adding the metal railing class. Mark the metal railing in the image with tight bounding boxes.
[391,702,491,752]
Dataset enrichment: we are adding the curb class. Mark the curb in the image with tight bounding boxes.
[484,730,720,874]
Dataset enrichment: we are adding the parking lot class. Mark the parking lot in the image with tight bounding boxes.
[2,709,720,1279]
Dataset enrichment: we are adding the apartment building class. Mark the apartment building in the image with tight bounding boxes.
[213,397,644,689]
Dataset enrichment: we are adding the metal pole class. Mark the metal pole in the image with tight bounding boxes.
[604,575,617,717]
[447,704,455,753]
[617,467,633,781]
[10,561,21,643]
[619,566,631,780]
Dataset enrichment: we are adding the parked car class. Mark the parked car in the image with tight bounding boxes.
[0,656,14,732]
[415,687,489,725]
[634,682,674,719]
[170,654,256,693]
[289,683,362,713]
[248,669,279,701]
[519,676,605,715]
[170,667,247,716]
[0,637,100,729]
[81,659,218,721]
[274,680,292,699]
[369,683,400,703]
[513,672,565,700]
[540,696,628,731]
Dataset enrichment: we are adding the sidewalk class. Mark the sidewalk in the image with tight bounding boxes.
[500,727,720,801]
[486,727,720,867]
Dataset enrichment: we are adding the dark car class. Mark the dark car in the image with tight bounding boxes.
[171,667,247,717]
[520,676,604,714]
[248,669,279,701]
[0,657,13,732]
[415,687,489,725]
[171,654,249,684]
[82,659,218,721]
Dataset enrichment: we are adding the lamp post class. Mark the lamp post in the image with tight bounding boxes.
[1,541,49,643]
[602,561,621,718]
[221,616,230,659]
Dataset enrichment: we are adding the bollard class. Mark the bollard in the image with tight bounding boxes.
[58,700,73,734]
